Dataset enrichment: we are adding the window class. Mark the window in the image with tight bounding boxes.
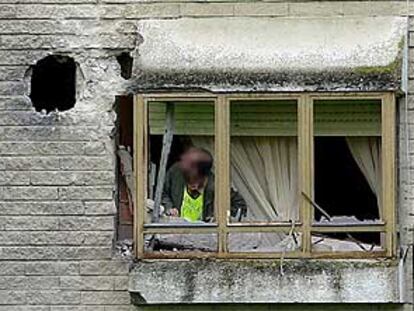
[134,93,396,259]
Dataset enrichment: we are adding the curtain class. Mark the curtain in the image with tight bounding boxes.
[231,137,299,222]
[346,137,382,217]
[192,136,299,251]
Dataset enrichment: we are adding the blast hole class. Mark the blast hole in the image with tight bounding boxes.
[116,52,133,80]
[30,55,76,113]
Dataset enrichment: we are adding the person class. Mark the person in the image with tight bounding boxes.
[162,147,247,222]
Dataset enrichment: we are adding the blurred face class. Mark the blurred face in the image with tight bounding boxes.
[179,148,201,179]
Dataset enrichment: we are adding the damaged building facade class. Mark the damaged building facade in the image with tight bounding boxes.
[1,0,414,310]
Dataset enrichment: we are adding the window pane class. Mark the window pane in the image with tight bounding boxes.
[228,232,301,253]
[314,99,381,136]
[229,100,299,224]
[311,232,384,253]
[313,100,382,224]
[146,101,216,225]
[145,233,217,253]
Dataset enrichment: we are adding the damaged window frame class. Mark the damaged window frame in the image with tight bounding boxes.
[134,92,396,259]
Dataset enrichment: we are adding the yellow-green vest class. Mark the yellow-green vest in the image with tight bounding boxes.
[181,187,204,222]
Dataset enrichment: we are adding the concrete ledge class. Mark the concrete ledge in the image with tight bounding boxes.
[129,260,400,304]
[131,17,406,92]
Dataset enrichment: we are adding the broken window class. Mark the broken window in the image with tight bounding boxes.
[144,100,217,254]
[134,94,396,259]
[226,99,300,253]
[30,55,76,113]
[312,99,385,253]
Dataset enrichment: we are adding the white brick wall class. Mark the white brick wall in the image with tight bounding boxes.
[0,1,412,310]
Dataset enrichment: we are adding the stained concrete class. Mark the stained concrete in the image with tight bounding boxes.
[129,260,400,304]
[132,17,406,92]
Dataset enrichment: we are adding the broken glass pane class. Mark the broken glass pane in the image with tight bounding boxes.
[146,101,216,226]
[229,100,299,224]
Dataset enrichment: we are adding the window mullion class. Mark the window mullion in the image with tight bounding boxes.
[134,95,147,259]
[215,95,230,255]
[382,93,396,257]
[299,95,313,256]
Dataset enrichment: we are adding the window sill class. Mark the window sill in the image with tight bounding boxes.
[129,259,399,304]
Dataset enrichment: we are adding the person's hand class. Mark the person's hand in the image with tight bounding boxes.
[168,208,179,217]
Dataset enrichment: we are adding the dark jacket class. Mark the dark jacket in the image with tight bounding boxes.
[162,163,247,221]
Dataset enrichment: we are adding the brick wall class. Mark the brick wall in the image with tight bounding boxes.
[0,1,132,306]
[0,1,413,310]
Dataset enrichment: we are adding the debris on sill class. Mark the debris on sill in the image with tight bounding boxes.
[116,239,133,258]
[146,225,300,253]
[317,216,381,225]
[312,236,381,252]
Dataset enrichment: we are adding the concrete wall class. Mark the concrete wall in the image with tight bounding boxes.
[0,1,413,310]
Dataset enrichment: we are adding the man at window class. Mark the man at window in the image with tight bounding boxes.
[162,147,247,222]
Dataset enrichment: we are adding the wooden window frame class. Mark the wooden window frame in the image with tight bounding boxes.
[134,92,396,260]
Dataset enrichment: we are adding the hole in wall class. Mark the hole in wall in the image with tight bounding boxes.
[115,95,134,242]
[116,52,133,80]
[114,51,134,245]
[30,55,77,113]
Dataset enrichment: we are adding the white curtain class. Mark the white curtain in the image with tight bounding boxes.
[231,137,299,222]
[192,136,299,251]
[192,136,298,221]
[346,137,382,217]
